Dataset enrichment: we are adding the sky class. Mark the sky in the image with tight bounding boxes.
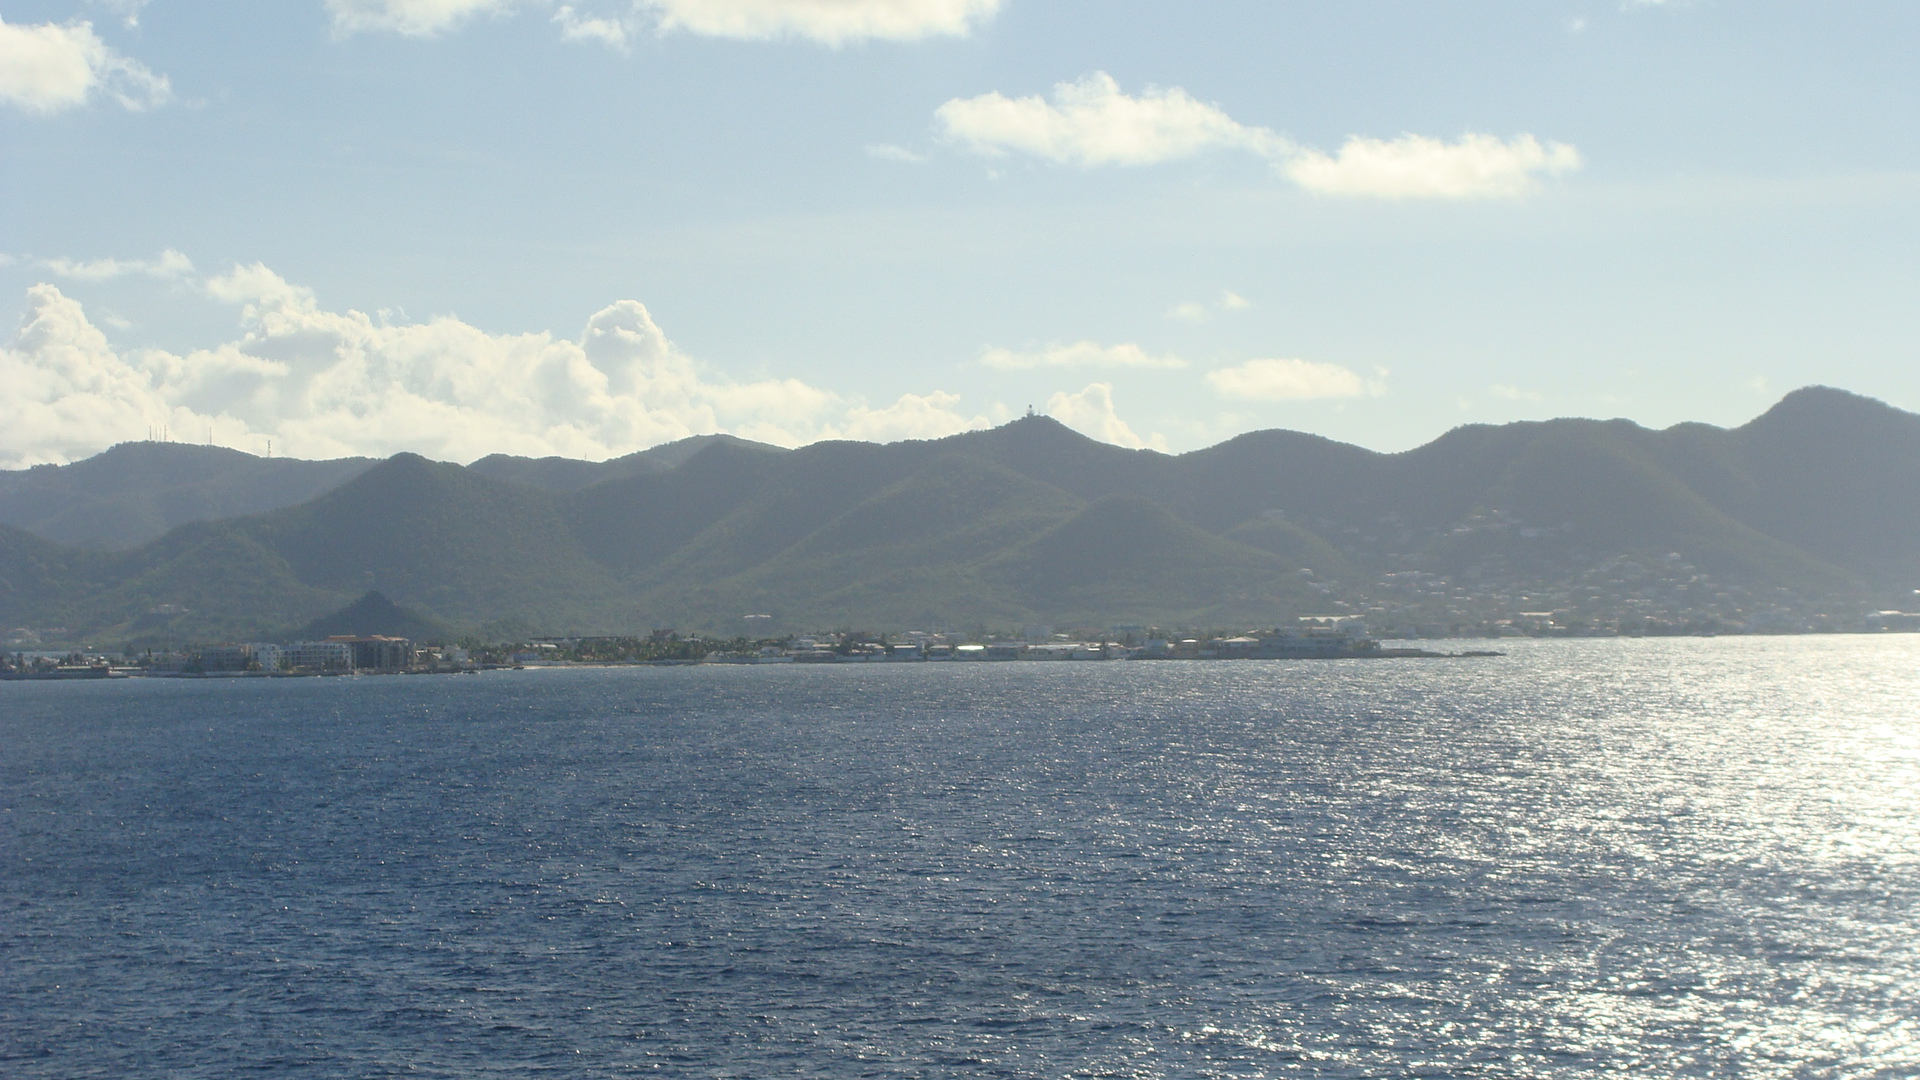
[3,1,1918,467]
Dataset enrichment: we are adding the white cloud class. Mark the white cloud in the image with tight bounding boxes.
[979,341,1187,370]
[866,143,928,163]
[0,285,177,467]
[0,17,171,113]
[1282,133,1581,199]
[932,72,1580,199]
[1045,383,1165,451]
[1204,357,1380,401]
[553,5,630,48]
[828,390,989,442]
[1488,383,1542,402]
[89,1,152,29]
[40,249,194,283]
[1168,290,1250,322]
[0,269,986,467]
[326,0,511,37]
[643,0,1000,44]
[936,72,1284,167]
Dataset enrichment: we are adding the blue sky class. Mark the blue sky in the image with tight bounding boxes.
[3,1,1917,465]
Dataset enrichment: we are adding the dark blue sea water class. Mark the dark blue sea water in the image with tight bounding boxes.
[3,638,1917,1078]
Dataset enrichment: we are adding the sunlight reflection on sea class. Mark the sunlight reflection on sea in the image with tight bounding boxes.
[2,636,1916,1077]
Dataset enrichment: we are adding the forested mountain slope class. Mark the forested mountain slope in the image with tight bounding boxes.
[2,387,1912,643]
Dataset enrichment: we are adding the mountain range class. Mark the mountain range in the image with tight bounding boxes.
[3,386,1915,644]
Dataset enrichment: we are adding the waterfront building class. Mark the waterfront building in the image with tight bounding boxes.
[196,643,251,672]
[326,635,412,671]
[286,641,353,671]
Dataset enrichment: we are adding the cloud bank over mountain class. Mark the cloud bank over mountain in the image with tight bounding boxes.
[0,267,992,468]
[1044,383,1165,451]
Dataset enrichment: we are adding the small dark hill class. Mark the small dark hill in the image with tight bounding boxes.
[298,591,453,642]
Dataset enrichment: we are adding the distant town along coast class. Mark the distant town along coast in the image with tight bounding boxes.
[2,618,1504,680]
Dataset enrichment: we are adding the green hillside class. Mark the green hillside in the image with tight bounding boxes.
[4,386,1917,644]
[984,495,1317,626]
[638,455,1086,631]
[0,442,373,550]
[467,433,784,491]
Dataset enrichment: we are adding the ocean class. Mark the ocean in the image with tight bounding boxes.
[3,637,1916,1078]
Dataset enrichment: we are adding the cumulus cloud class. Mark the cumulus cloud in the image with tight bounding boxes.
[830,390,987,442]
[1283,132,1581,199]
[1204,357,1381,401]
[40,249,194,283]
[0,16,171,113]
[934,72,1580,198]
[1045,383,1165,451]
[936,72,1283,167]
[979,341,1186,371]
[0,285,177,467]
[0,269,987,467]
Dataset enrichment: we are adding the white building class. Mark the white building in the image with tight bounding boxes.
[286,641,352,671]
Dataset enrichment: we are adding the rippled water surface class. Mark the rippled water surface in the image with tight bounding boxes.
[4,637,1919,1077]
